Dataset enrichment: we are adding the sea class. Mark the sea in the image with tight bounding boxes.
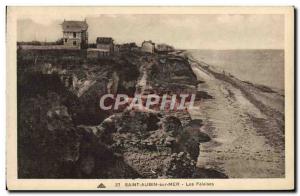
[188,49,284,90]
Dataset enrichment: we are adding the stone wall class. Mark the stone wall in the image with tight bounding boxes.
[19,45,80,50]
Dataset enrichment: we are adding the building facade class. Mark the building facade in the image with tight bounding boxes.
[62,20,88,49]
[155,44,175,53]
[141,40,155,53]
[96,37,114,55]
[114,44,120,53]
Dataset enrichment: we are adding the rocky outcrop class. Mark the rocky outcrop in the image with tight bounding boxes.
[17,90,141,178]
[163,152,196,178]
[92,109,211,178]
[18,91,79,178]
[146,55,199,94]
[17,53,142,178]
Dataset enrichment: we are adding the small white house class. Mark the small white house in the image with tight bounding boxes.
[62,20,88,49]
[155,43,174,53]
[96,37,114,55]
[141,40,155,53]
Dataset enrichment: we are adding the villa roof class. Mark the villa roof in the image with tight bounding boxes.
[96,37,114,44]
[62,20,88,32]
[142,40,155,45]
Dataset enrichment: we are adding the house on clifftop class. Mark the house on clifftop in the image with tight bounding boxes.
[141,40,155,53]
[62,20,88,49]
[155,43,175,54]
[87,37,114,59]
[96,37,114,54]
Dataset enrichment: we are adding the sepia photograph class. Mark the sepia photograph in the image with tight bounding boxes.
[6,6,294,191]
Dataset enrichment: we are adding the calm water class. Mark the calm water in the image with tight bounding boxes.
[189,50,284,90]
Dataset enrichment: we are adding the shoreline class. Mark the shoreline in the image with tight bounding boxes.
[185,52,284,122]
[184,52,285,178]
[186,51,284,95]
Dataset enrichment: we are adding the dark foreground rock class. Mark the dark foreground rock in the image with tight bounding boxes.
[193,168,228,178]
[95,109,211,178]
[18,98,210,178]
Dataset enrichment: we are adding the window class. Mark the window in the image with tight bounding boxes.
[64,39,67,42]
[73,41,76,46]
[73,32,76,38]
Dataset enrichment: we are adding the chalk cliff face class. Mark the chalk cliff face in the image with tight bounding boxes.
[17,50,213,179]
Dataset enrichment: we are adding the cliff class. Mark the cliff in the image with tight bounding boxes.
[17,49,215,178]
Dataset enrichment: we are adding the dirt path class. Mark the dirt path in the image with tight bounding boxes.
[188,62,285,178]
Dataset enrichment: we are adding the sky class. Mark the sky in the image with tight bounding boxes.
[17,13,284,49]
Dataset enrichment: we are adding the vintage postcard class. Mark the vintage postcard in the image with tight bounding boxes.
[6,6,294,191]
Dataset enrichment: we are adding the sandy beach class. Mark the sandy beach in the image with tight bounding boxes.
[187,54,285,178]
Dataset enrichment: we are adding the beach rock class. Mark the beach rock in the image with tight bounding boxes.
[186,119,203,128]
[196,90,213,100]
[171,119,211,161]
[197,132,211,143]
[193,168,228,178]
